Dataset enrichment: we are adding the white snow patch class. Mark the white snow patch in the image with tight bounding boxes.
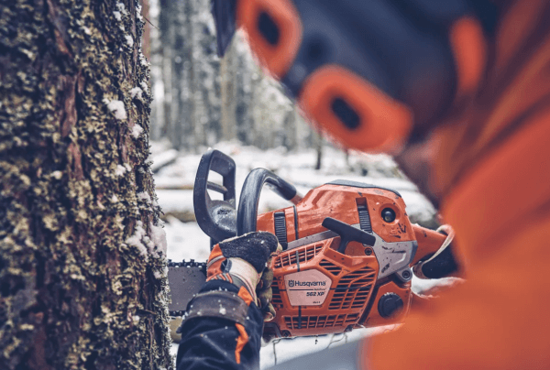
[106,100,127,120]
[140,81,149,94]
[137,191,151,203]
[153,266,168,279]
[259,326,399,369]
[132,315,140,325]
[140,52,151,67]
[156,190,194,213]
[149,222,168,258]
[116,2,128,16]
[51,171,63,180]
[136,4,144,22]
[113,11,122,21]
[412,276,464,295]
[126,220,148,257]
[125,34,134,48]
[111,195,119,203]
[115,165,127,176]
[132,124,144,139]
[149,149,178,173]
[130,87,143,101]
[163,217,210,262]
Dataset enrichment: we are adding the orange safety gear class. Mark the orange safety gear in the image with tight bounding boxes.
[368,1,550,369]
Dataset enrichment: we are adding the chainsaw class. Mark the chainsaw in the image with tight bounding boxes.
[168,149,456,340]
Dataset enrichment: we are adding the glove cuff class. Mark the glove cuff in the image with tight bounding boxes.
[207,258,261,304]
[177,289,250,333]
[226,258,261,302]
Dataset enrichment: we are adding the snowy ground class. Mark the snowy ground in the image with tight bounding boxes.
[153,141,455,368]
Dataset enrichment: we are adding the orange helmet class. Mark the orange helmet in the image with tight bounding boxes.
[212,0,496,153]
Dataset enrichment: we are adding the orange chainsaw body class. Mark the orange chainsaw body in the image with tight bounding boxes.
[256,182,420,338]
[189,149,447,339]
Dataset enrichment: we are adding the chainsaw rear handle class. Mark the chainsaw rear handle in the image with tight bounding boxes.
[411,224,459,278]
[237,168,301,235]
[193,149,238,244]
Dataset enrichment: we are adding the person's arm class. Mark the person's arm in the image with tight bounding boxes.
[176,232,280,369]
[176,280,264,370]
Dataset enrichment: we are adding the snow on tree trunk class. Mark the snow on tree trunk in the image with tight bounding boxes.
[0,1,172,369]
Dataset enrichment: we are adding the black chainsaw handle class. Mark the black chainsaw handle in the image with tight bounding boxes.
[237,168,301,235]
[193,149,237,244]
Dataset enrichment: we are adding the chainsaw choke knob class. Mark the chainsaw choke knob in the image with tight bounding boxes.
[381,208,396,223]
[378,293,404,318]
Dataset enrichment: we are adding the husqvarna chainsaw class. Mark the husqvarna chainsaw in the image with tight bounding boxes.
[168,149,457,340]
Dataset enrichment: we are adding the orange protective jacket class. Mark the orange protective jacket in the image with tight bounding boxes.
[368,1,550,369]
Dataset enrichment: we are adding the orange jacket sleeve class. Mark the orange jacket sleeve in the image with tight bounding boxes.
[367,1,550,369]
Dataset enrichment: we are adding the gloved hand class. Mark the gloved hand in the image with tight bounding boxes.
[206,231,282,321]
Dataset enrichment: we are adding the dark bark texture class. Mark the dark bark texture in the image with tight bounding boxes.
[0,0,172,369]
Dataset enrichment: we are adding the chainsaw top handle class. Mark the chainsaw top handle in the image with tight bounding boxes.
[237,168,301,235]
[193,149,238,244]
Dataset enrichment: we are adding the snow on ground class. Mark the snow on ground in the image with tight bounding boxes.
[154,140,435,224]
[153,141,450,368]
[162,216,210,262]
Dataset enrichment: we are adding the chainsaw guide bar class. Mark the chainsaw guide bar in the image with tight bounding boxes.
[168,260,207,316]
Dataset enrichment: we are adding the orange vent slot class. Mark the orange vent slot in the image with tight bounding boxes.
[284,313,360,330]
[329,266,376,311]
[271,281,283,308]
[319,259,342,276]
[274,243,323,268]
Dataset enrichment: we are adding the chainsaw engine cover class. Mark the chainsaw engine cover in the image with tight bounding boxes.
[258,181,417,338]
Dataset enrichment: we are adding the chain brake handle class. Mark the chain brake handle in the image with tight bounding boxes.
[237,168,301,235]
[193,149,238,246]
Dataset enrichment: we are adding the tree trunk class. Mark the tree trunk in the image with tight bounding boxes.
[0,1,172,369]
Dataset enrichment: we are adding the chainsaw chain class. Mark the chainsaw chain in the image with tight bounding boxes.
[167,259,207,273]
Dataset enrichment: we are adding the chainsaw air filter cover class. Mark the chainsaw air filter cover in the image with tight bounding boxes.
[257,181,418,338]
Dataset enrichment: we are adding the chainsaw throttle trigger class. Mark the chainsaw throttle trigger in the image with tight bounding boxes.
[193,149,238,245]
[322,217,376,254]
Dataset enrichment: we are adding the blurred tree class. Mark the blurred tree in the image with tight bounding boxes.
[220,37,238,143]
[0,1,171,369]
[153,0,313,154]
[158,0,220,150]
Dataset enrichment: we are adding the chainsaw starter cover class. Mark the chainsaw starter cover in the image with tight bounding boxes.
[284,269,332,306]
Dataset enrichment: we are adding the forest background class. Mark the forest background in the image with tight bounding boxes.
[147,0,318,154]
